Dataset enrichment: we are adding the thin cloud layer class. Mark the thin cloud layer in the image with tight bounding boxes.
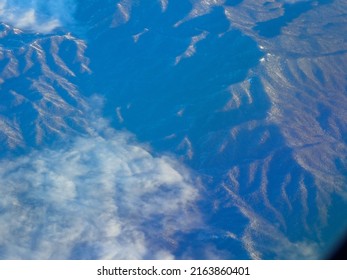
[0,130,201,259]
[0,0,75,33]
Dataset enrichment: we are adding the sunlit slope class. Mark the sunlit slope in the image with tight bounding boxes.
[0,23,90,151]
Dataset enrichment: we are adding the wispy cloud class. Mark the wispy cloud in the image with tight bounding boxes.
[0,0,76,33]
[0,125,201,259]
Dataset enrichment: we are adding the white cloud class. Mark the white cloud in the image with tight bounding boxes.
[0,0,75,33]
[0,127,201,259]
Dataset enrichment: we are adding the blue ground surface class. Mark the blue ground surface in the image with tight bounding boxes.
[0,0,346,259]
